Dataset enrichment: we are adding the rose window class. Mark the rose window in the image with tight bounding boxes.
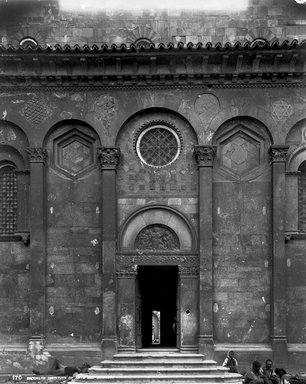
[136,125,181,167]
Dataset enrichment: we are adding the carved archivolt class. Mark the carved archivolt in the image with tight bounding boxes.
[119,205,195,251]
[287,144,306,172]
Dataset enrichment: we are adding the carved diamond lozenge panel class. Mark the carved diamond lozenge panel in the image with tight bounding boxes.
[220,132,260,175]
[62,140,91,174]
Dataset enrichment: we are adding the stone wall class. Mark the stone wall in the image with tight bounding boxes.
[1,0,306,47]
[286,239,306,344]
[116,108,198,229]
[43,120,102,344]
[0,242,30,344]
[1,84,305,351]
[0,0,306,368]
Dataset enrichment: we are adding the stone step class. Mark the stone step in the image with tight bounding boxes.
[72,353,243,384]
[75,373,242,383]
[89,367,229,375]
[99,362,221,369]
[76,382,240,384]
[99,361,220,372]
[111,353,209,363]
[140,349,180,353]
[76,381,241,384]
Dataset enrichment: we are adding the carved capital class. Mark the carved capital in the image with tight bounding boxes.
[27,148,48,164]
[269,145,289,163]
[97,147,121,170]
[116,265,138,278]
[194,146,217,167]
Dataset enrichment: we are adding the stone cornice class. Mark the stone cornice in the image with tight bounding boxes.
[0,41,305,87]
[1,39,305,52]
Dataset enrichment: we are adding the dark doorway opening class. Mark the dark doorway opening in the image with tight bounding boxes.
[137,266,178,348]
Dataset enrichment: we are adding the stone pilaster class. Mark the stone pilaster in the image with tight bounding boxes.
[98,147,121,359]
[26,147,48,344]
[285,171,300,232]
[179,266,199,353]
[117,268,137,353]
[194,145,216,358]
[269,145,289,361]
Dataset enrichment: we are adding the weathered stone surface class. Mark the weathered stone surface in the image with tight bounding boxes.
[213,178,271,344]
[0,0,306,374]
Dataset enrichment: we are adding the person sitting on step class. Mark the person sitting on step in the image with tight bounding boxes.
[222,350,239,373]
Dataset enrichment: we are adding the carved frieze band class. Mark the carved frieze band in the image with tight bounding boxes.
[97,147,121,170]
[178,265,199,276]
[194,146,217,167]
[117,254,199,276]
[26,147,48,164]
[269,145,289,163]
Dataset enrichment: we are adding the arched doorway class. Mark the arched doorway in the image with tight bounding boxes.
[137,265,178,348]
[117,205,198,352]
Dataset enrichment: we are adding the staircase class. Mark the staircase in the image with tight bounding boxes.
[74,351,243,384]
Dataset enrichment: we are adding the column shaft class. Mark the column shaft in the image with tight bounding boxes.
[269,145,289,360]
[98,147,121,359]
[27,148,47,342]
[194,146,216,358]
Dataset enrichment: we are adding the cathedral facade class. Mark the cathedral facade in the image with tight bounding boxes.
[0,0,305,373]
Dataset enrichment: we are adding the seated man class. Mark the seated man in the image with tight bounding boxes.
[275,368,287,384]
[222,350,239,373]
[245,361,270,384]
[33,356,90,377]
[262,359,279,384]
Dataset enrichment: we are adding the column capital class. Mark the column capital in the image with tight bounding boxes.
[116,270,137,278]
[98,147,121,170]
[178,265,199,276]
[269,145,289,163]
[194,145,217,167]
[26,147,48,164]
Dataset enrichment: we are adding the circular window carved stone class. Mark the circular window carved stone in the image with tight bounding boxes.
[135,124,182,168]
